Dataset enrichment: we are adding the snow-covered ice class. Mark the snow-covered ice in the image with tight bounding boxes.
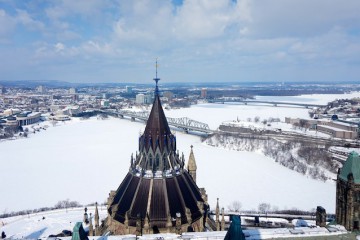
[2,92,357,216]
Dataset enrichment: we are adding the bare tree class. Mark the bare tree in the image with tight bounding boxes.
[254,116,260,123]
[258,203,271,213]
[227,201,242,212]
[54,199,81,210]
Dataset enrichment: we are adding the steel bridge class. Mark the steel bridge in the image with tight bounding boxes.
[114,110,213,134]
[208,99,326,108]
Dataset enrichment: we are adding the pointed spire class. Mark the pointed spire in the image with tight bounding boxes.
[188,145,197,183]
[216,198,220,231]
[95,202,99,234]
[141,60,172,152]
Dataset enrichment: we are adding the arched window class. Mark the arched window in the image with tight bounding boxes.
[154,154,160,171]
[149,155,153,170]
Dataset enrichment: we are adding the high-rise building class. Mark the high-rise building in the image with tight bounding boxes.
[37,85,45,93]
[69,87,77,94]
[102,68,207,235]
[0,85,5,95]
[136,93,153,104]
[336,151,360,230]
[126,86,133,93]
[200,88,207,98]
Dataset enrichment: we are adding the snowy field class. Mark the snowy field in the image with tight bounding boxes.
[2,92,358,216]
[256,91,360,105]
[0,206,107,239]
[0,206,349,239]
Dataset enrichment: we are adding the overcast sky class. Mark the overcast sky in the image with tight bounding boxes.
[0,0,360,83]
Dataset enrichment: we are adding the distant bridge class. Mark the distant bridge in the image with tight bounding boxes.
[208,99,327,108]
[105,110,214,134]
[209,211,335,223]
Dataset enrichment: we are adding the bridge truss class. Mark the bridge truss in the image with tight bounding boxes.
[117,110,212,134]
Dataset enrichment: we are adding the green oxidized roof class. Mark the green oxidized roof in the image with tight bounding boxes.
[339,151,360,183]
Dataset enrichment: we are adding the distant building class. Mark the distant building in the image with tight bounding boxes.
[317,122,358,139]
[126,86,133,93]
[72,94,79,102]
[101,100,110,107]
[102,93,110,99]
[135,93,153,104]
[163,91,174,101]
[285,117,358,140]
[201,88,207,98]
[16,112,41,126]
[0,85,5,95]
[69,87,77,94]
[3,108,21,117]
[57,106,81,116]
[336,151,360,230]
[37,85,46,93]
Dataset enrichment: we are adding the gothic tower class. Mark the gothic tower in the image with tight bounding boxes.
[103,62,207,235]
[336,151,360,231]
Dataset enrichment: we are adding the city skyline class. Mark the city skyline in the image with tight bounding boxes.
[0,0,360,83]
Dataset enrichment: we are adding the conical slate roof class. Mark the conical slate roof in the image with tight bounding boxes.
[339,151,360,183]
[141,94,172,152]
[107,73,205,230]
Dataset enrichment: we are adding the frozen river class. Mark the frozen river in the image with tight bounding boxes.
[1,92,358,214]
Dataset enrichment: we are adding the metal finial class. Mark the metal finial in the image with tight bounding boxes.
[153,58,160,96]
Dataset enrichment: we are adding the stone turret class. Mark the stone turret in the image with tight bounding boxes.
[221,207,225,230]
[94,202,100,235]
[216,198,220,231]
[89,213,94,236]
[187,145,197,183]
[83,207,89,224]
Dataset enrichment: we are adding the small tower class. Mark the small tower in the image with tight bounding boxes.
[83,207,89,224]
[89,213,94,236]
[216,198,220,231]
[221,207,225,230]
[187,145,197,183]
[94,202,100,235]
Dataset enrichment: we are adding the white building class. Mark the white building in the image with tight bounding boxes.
[136,93,153,104]
[100,100,110,107]
[37,85,46,93]
[16,112,42,126]
[3,108,21,117]
[69,87,77,94]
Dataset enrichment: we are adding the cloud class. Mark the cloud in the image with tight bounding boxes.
[45,0,110,20]
[246,0,360,38]
[0,9,16,39]
[1,0,360,82]
[15,9,45,31]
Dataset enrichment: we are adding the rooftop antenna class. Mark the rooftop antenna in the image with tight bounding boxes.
[154,58,160,96]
